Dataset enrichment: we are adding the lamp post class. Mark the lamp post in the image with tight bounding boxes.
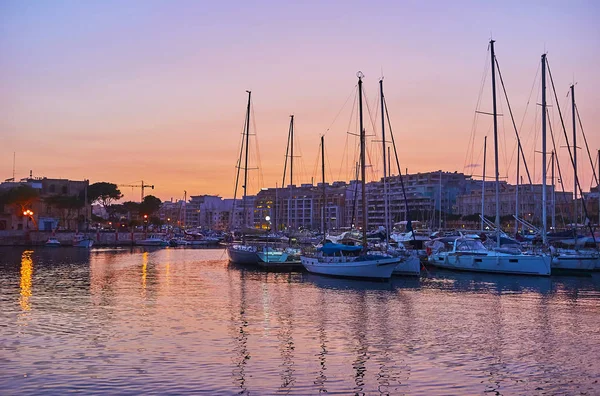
[23,209,35,230]
[143,214,148,237]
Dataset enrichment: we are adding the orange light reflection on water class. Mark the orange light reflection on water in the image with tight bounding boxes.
[19,250,33,311]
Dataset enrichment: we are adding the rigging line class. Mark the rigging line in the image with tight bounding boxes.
[547,59,597,241]
[547,113,570,227]
[251,105,264,192]
[498,86,509,179]
[281,119,292,189]
[383,97,414,241]
[464,46,490,173]
[342,90,358,182]
[362,86,379,138]
[495,56,532,184]
[231,108,250,227]
[575,103,599,186]
[324,85,358,136]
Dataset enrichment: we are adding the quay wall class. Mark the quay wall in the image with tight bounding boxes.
[0,231,162,247]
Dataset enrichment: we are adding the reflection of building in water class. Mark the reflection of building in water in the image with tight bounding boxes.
[20,250,33,311]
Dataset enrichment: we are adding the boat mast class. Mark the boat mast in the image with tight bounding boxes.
[541,54,548,245]
[515,143,519,234]
[571,84,577,228]
[481,136,487,232]
[321,135,326,235]
[438,170,442,230]
[242,90,251,240]
[380,79,390,248]
[358,71,368,252]
[551,151,556,231]
[490,40,501,249]
[288,115,294,231]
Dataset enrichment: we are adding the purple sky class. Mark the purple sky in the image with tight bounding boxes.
[1,1,598,201]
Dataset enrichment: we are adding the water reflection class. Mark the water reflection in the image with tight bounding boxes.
[275,278,296,392]
[0,248,599,395]
[19,250,33,312]
[351,293,369,395]
[141,251,148,294]
[229,268,249,395]
[314,290,329,394]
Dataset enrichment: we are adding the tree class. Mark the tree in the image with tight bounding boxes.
[88,182,122,207]
[139,195,161,216]
[44,195,85,229]
[0,185,40,213]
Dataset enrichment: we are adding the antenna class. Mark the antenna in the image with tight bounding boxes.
[12,152,15,180]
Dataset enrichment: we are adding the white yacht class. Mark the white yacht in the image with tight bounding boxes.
[428,238,551,276]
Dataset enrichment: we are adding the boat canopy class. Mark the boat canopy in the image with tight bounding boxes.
[319,243,363,255]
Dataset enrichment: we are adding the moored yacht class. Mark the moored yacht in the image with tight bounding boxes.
[428,237,551,276]
[301,243,400,279]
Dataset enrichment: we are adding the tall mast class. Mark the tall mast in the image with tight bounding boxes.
[380,79,389,248]
[541,54,547,245]
[481,136,487,232]
[289,115,294,230]
[551,151,555,230]
[571,84,577,227]
[358,71,367,252]
[515,143,519,233]
[490,40,501,248]
[243,90,251,235]
[321,135,326,235]
[438,171,442,230]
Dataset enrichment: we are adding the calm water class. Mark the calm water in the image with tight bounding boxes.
[1,247,599,395]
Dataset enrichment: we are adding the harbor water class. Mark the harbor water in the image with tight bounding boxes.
[1,247,599,395]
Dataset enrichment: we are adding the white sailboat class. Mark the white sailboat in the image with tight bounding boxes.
[428,41,550,276]
[378,77,420,276]
[300,72,401,279]
[549,83,600,272]
[226,91,292,266]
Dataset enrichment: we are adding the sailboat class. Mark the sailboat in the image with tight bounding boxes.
[300,72,401,279]
[549,83,600,272]
[428,41,551,276]
[227,92,299,267]
[378,78,420,276]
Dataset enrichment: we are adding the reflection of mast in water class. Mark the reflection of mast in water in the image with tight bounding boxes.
[19,250,34,312]
[314,290,328,394]
[275,275,296,391]
[351,292,369,395]
[228,268,249,395]
[483,292,506,394]
[373,293,394,394]
[394,291,417,390]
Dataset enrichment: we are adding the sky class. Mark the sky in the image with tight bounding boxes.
[1,0,599,202]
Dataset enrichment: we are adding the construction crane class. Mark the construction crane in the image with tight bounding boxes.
[118,180,154,202]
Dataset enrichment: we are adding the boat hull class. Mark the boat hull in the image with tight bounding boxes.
[428,252,551,276]
[300,256,400,279]
[552,253,599,272]
[74,239,94,248]
[136,241,168,247]
[227,246,259,265]
[393,255,421,276]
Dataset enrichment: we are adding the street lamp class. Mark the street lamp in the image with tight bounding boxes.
[23,209,34,229]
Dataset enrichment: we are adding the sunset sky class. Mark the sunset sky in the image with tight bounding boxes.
[1,1,598,202]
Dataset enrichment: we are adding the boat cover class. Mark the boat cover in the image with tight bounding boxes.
[319,243,363,255]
